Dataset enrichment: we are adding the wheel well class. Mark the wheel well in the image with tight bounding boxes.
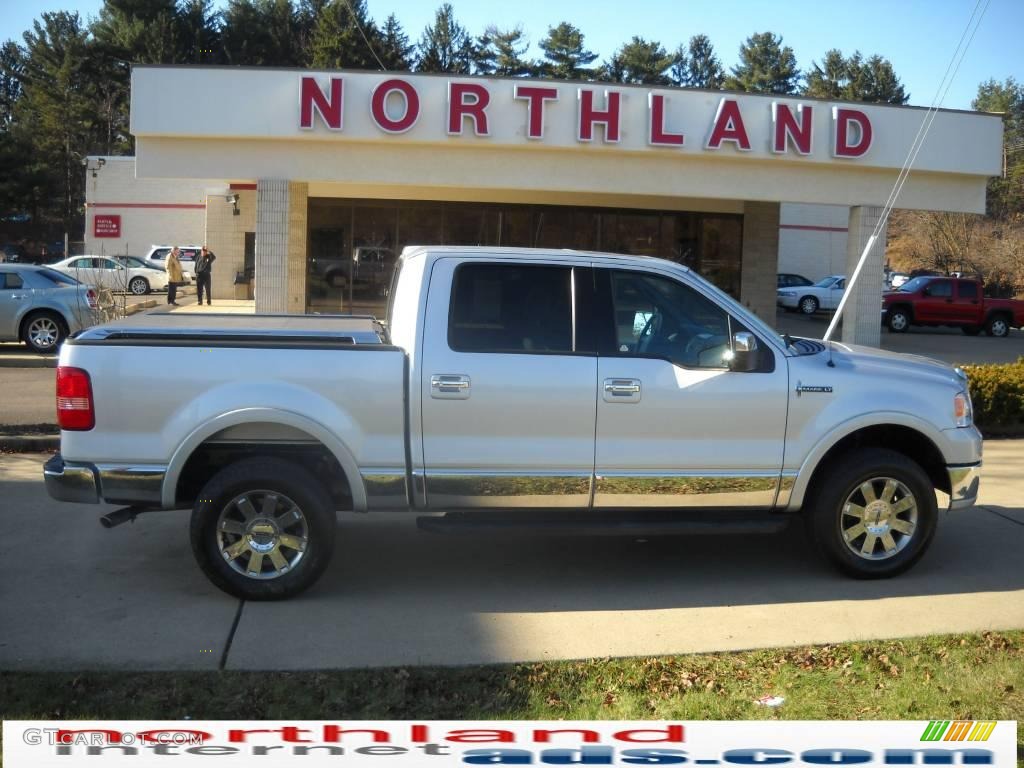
[19,309,68,340]
[887,303,913,320]
[985,309,1011,325]
[810,425,949,496]
[175,441,354,510]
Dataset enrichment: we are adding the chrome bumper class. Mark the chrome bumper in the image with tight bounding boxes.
[43,454,166,506]
[947,463,981,510]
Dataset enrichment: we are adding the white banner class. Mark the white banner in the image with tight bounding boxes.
[3,720,1017,766]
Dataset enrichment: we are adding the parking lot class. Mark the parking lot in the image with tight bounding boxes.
[1,441,1022,671]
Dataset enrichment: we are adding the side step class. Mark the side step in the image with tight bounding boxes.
[417,510,792,537]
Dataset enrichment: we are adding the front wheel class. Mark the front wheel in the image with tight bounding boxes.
[190,457,336,600]
[129,276,150,295]
[805,448,937,579]
[887,309,910,333]
[799,296,819,315]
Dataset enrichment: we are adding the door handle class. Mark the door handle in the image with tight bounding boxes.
[431,374,471,400]
[603,378,642,403]
[10,294,26,300]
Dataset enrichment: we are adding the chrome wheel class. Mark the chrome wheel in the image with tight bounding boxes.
[839,477,918,561]
[27,316,60,351]
[989,318,1008,337]
[889,312,909,331]
[216,491,309,580]
[800,297,818,315]
[129,277,148,295]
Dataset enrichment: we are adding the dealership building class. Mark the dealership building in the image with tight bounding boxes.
[95,66,1002,345]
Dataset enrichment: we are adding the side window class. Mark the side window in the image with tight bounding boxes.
[449,263,573,354]
[1,272,24,289]
[69,258,92,270]
[609,270,732,369]
[836,279,846,289]
[151,249,170,261]
[958,281,978,300]
[924,280,953,298]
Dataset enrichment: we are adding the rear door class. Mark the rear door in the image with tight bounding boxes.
[0,271,26,340]
[952,280,983,324]
[419,258,597,509]
[592,267,788,509]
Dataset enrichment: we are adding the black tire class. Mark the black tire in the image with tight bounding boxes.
[805,447,937,579]
[887,308,911,333]
[985,314,1010,338]
[799,296,819,315]
[21,311,66,353]
[189,457,336,600]
[961,325,982,336]
[129,276,150,295]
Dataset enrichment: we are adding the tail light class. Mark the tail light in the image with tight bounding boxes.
[56,366,95,430]
[85,288,98,309]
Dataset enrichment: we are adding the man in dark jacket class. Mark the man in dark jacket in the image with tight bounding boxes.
[196,246,216,306]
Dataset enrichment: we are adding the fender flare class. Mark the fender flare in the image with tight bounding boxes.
[161,407,367,511]
[786,411,948,510]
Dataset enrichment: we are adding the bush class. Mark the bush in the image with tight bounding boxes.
[962,357,1024,435]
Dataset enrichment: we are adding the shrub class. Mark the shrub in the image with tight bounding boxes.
[961,357,1024,435]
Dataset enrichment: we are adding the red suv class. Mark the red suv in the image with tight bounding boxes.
[883,276,1024,337]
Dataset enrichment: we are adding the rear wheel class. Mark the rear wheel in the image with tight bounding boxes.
[887,309,910,333]
[22,311,65,353]
[805,448,936,578]
[129,276,150,295]
[986,315,1010,338]
[799,296,819,315]
[189,457,336,600]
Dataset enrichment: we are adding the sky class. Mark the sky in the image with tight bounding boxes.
[2,0,1021,111]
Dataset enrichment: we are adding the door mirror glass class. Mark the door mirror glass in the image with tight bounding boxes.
[727,332,759,372]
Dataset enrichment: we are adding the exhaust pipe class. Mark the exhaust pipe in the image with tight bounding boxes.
[100,506,150,529]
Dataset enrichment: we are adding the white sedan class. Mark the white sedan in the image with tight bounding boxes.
[52,256,170,295]
[777,275,846,315]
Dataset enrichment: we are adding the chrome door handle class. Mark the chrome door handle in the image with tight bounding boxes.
[10,294,26,300]
[603,378,642,403]
[431,374,471,399]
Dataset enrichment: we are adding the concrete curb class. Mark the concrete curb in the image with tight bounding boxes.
[0,434,59,452]
[0,354,55,368]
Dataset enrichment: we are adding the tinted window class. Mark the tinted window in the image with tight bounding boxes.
[449,263,573,353]
[150,249,170,261]
[958,281,978,300]
[35,268,78,286]
[609,270,731,369]
[0,272,23,289]
[69,258,93,269]
[924,280,953,298]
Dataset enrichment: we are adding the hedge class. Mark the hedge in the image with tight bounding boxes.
[961,357,1024,435]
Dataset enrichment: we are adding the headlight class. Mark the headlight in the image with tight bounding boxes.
[778,291,795,297]
[954,391,973,428]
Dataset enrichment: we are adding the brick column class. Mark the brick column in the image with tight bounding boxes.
[740,201,780,321]
[840,206,887,347]
[255,179,289,313]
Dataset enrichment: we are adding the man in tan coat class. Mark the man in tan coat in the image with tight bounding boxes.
[166,247,183,306]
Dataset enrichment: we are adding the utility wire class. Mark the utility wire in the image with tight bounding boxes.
[823,0,991,342]
[340,0,387,72]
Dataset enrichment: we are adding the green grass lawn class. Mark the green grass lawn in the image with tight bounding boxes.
[2,631,1021,757]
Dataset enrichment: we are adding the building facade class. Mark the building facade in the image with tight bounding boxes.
[127,66,1003,345]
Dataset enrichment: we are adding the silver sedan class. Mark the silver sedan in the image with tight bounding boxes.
[0,264,102,353]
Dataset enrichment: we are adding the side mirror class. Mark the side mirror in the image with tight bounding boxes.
[727,331,759,372]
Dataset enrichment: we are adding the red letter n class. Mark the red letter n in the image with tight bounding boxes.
[300,77,344,130]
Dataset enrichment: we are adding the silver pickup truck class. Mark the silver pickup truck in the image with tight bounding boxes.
[44,246,982,599]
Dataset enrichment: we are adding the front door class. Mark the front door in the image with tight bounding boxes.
[917,279,954,322]
[419,258,597,509]
[592,267,788,509]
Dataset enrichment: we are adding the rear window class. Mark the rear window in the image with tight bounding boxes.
[958,281,979,300]
[35,268,79,286]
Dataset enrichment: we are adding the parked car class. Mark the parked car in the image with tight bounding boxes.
[310,246,396,295]
[0,264,101,352]
[883,276,1024,337]
[885,271,910,290]
[52,255,169,295]
[777,275,846,315]
[114,255,186,283]
[143,245,201,277]
[777,273,814,289]
[44,246,981,599]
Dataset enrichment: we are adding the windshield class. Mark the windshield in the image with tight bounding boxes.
[813,277,839,288]
[899,277,930,293]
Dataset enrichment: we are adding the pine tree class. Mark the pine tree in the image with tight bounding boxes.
[221,0,301,66]
[671,34,724,89]
[474,25,531,76]
[725,31,800,94]
[308,0,381,70]
[91,0,182,64]
[537,21,597,80]
[973,77,1024,219]
[177,0,221,64]
[416,3,474,73]
[804,49,908,104]
[377,13,414,70]
[604,36,673,85]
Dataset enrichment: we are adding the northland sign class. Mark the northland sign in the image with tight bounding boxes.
[130,67,1003,212]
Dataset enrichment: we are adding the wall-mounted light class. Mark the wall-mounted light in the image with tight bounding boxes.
[85,157,107,178]
[224,193,240,216]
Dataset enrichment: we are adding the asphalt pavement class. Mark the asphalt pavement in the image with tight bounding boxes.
[1,441,1022,671]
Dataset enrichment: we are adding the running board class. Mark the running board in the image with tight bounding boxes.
[416,510,792,537]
